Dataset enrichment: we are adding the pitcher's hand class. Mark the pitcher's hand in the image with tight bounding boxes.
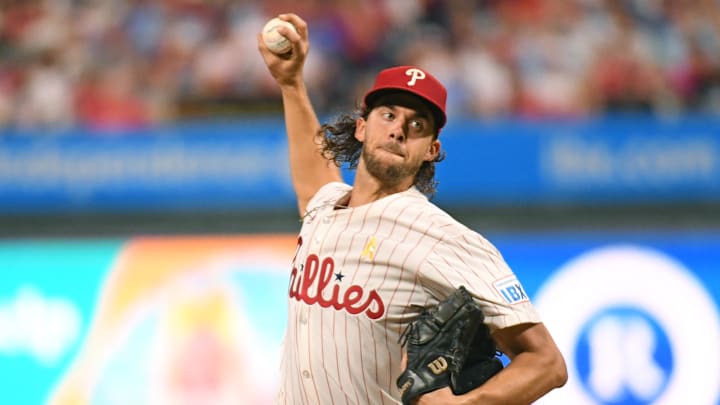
[400,351,460,405]
[257,13,309,88]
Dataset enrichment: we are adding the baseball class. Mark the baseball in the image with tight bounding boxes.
[262,17,297,55]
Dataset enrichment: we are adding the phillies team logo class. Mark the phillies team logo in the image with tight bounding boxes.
[405,68,426,86]
[289,237,386,319]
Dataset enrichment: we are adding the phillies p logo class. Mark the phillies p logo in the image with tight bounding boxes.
[405,68,426,86]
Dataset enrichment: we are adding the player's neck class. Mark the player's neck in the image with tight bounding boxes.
[348,173,412,207]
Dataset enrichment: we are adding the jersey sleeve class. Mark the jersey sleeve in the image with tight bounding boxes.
[419,232,541,331]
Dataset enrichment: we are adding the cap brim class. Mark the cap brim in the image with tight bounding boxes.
[364,87,447,130]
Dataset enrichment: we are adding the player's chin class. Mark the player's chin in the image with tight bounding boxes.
[364,150,415,178]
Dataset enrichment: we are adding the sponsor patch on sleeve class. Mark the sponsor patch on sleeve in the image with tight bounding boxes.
[493,276,530,304]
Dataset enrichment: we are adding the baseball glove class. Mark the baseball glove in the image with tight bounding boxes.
[396,286,503,405]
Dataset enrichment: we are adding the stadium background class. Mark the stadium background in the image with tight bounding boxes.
[1,1,719,404]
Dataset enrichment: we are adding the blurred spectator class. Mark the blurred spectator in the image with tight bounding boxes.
[75,62,152,131]
[0,0,719,132]
[14,49,76,129]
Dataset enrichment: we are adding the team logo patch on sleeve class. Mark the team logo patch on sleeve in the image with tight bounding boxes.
[493,276,530,304]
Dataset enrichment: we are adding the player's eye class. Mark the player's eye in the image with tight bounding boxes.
[409,119,425,132]
[381,111,395,120]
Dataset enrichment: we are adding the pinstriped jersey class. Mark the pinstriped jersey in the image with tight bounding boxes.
[275,182,541,405]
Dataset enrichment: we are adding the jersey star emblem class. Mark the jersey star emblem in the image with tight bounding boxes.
[335,272,345,282]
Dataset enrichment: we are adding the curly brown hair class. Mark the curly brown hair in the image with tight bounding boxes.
[318,105,446,199]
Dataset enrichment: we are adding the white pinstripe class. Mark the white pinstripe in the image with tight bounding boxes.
[276,182,541,405]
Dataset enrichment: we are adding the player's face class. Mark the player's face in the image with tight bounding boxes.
[355,93,440,188]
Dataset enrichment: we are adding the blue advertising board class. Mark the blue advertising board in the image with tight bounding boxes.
[0,120,294,213]
[437,116,720,205]
[0,231,718,404]
[493,231,720,404]
[1,116,719,213]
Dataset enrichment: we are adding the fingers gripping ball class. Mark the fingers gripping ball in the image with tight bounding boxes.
[262,17,297,55]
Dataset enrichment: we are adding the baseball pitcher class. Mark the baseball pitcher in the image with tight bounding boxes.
[257,13,567,405]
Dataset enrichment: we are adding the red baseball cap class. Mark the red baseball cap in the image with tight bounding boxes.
[363,66,447,130]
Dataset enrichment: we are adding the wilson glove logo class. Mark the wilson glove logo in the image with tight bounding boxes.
[427,356,449,374]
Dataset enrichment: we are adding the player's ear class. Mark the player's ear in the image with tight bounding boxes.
[424,139,440,161]
[354,117,367,142]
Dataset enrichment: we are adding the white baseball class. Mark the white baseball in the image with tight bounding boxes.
[262,17,297,55]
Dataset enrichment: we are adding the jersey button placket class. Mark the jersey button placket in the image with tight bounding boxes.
[297,306,317,402]
[314,213,332,245]
[301,212,327,404]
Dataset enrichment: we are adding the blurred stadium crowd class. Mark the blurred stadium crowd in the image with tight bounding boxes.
[1,0,719,131]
